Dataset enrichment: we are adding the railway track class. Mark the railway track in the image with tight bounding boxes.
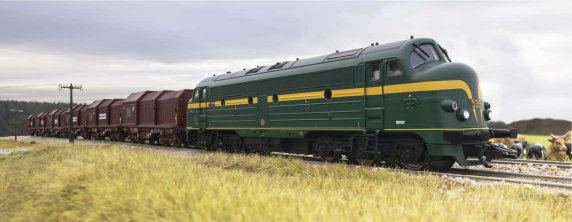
[437,168,572,190]
[8,136,572,191]
[491,158,572,169]
[272,153,572,190]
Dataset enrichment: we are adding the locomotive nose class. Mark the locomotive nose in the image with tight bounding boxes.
[427,62,480,90]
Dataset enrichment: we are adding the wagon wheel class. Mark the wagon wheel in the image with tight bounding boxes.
[164,139,171,147]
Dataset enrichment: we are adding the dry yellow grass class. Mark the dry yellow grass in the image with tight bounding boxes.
[0,139,36,149]
[0,141,570,221]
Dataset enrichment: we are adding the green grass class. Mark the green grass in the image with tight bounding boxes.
[521,134,552,148]
[0,141,570,221]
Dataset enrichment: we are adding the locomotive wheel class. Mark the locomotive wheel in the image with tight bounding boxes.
[355,157,376,166]
[395,141,426,170]
[354,150,378,166]
[314,141,340,163]
[400,162,425,171]
[425,157,456,172]
[400,156,456,171]
[228,137,242,153]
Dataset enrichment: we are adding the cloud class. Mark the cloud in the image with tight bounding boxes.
[0,1,570,122]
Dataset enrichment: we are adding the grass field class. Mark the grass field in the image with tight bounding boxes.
[0,141,570,221]
[0,139,37,149]
[520,134,552,147]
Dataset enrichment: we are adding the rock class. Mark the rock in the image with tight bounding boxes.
[0,150,13,155]
[0,148,31,156]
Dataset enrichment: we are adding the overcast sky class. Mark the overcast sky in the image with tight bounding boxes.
[0,1,570,123]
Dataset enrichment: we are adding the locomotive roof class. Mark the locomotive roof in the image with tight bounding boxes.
[195,39,418,88]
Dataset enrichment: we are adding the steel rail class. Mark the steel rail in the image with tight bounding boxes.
[491,159,572,169]
[431,171,572,190]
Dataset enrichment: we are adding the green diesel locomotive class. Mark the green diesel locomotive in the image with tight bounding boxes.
[186,37,516,171]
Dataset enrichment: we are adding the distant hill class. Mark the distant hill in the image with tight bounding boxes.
[486,121,509,129]
[0,100,73,137]
[488,119,571,135]
[508,118,571,135]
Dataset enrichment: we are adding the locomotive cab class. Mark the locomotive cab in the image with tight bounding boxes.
[379,38,517,168]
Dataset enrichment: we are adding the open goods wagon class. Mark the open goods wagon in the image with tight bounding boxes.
[26,88,193,147]
[26,113,36,135]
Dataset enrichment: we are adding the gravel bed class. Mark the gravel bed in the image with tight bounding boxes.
[455,163,572,178]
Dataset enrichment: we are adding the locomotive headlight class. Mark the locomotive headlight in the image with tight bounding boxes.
[483,101,491,109]
[440,99,458,112]
[484,109,492,121]
[457,109,470,121]
[483,101,492,121]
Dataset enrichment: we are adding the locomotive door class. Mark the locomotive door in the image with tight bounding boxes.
[257,95,268,128]
[364,62,384,129]
[197,87,208,129]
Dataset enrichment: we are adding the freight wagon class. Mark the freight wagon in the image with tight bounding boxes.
[26,114,36,135]
[27,89,193,147]
[60,105,85,138]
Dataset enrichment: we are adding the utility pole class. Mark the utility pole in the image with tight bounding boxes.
[59,83,83,143]
[9,109,24,142]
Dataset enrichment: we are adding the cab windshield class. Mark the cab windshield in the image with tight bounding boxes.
[410,43,440,68]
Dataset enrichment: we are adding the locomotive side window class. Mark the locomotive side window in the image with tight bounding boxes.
[410,43,440,68]
[193,90,200,99]
[369,64,380,81]
[387,60,403,77]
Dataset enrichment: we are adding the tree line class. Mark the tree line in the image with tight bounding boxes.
[0,100,78,137]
